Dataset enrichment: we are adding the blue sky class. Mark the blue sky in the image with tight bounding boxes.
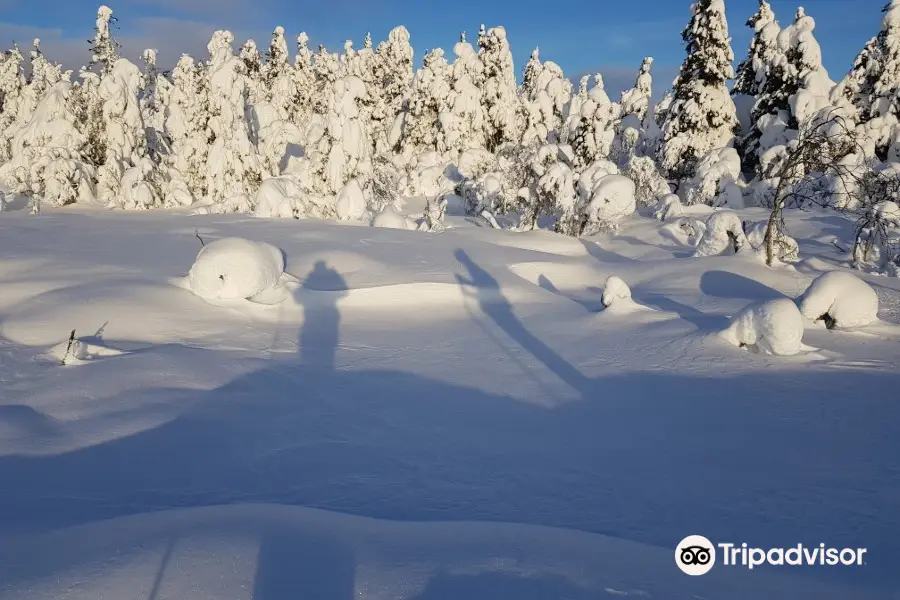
[0,0,883,96]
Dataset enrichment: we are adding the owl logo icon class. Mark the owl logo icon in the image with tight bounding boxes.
[675,535,716,575]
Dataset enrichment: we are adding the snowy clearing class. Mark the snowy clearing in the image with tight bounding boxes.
[0,206,898,599]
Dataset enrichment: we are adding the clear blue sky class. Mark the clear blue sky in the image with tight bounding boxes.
[0,0,883,96]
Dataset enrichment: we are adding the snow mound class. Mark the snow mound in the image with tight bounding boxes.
[695,210,747,257]
[601,276,632,308]
[721,298,805,356]
[181,238,287,301]
[798,271,879,330]
[654,194,684,221]
[746,221,799,262]
[583,175,636,234]
[372,204,418,230]
[336,178,369,221]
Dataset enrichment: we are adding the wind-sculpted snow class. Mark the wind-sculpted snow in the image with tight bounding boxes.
[0,209,899,599]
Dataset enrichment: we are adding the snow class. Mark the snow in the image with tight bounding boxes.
[372,203,417,230]
[601,275,632,308]
[178,237,288,301]
[720,298,805,356]
[335,177,369,221]
[798,271,880,329]
[694,210,748,257]
[0,208,898,599]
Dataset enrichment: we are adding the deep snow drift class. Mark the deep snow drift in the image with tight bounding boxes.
[0,205,898,599]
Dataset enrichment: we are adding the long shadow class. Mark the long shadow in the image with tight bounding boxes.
[297,261,347,369]
[635,291,730,330]
[455,249,591,395]
[410,570,596,600]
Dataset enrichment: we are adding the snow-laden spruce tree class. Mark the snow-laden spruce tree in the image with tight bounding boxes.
[613,57,653,164]
[262,27,296,120]
[837,1,900,157]
[90,6,119,76]
[0,76,96,209]
[479,26,520,152]
[733,0,778,97]
[370,26,413,153]
[567,74,620,169]
[520,48,572,147]
[660,0,738,181]
[239,39,265,108]
[0,46,25,145]
[402,48,453,157]
[139,49,171,163]
[204,30,263,209]
[165,54,208,202]
[446,32,487,154]
[290,33,316,130]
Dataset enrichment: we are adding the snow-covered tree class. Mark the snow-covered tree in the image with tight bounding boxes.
[446,32,486,154]
[263,27,296,119]
[733,0,778,97]
[403,48,453,156]
[371,26,413,153]
[478,26,520,151]
[660,0,738,181]
[520,48,572,147]
[0,46,25,137]
[567,74,620,168]
[239,39,265,106]
[165,54,208,202]
[204,30,263,207]
[613,57,654,163]
[90,6,120,76]
[290,33,316,129]
[139,49,171,163]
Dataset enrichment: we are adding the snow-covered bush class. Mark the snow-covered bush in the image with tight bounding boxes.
[372,204,418,230]
[181,237,286,301]
[335,178,369,221]
[720,298,805,356]
[798,271,879,330]
[581,174,636,235]
[746,220,799,262]
[683,147,742,206]
[419,196,449,232]
[654,194,684,221]
[694,210,748,257]
[623,155,670,207]
[601,275,632,308]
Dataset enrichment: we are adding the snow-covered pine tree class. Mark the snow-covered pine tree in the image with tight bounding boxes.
[733,0,778,97]
[204,30,263,208]
[290,33,316,130]
[0,45,25,158]
[446,31,487,154]
[478,26,520,152]
[90,6,120,76]
[567,74,620,169]
[139,49,171,163]
[833,36,880,126]
[165,54,208,202]
[239,39,265,107]
[402,47,453,156]
[263,27,296,119]
[613,57,653,163]
[520,48,572,147]
[660,0,738,181]
[371,26,414,153]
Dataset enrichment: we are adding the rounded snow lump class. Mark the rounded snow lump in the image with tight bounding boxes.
[797,271,879,330]
[602,276,632,308]
[187,238,285,300]
[721,298,805,356]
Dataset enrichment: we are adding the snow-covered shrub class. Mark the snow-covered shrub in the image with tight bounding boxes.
[335,178,369,221]
[694,210,748,257]
[798,271,879,330]
[623,155,670,207]
[683,147,741,206]
[601,275,632,308]
[720,298,805,356]
[654,194,684,221]
[671,216,707,246]
[255,176,313,219]
[372,204,418,230]
[182,237,286,301]
[745,220,799,262]
[418,196,448,232]
[526,144,575,232]
[581,174,636,236]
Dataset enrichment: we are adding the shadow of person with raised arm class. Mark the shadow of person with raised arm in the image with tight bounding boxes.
[454,249,590,397]
[298,261,348,369]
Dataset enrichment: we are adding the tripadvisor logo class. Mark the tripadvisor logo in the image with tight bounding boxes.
[675,535,867,575]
